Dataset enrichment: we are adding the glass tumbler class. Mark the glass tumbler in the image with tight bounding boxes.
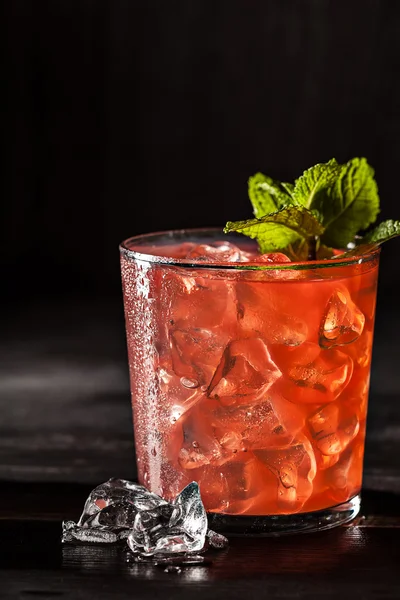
[120,228,379,534]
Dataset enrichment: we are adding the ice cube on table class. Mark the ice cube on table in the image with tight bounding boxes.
[127,482,207,556]
[206,529,229,549]
[62,479,226,559]
[275,342,354,404]
[319,288,365,349]
[77,478,166,526]
[82,501,139,529]
[207,338,281,406]
[62,520,123,544]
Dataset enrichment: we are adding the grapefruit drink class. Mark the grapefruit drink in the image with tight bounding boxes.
[120,229,379,534]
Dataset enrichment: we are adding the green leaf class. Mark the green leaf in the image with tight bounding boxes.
[292,159,340,208]
[224,206,324,253]
[361,220,400,244]
[281,182,295,196]
[317,157,380,248]
[333,221,400,258]
[248,173,293,217]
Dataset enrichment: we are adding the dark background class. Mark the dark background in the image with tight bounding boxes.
[2,4,400,597]
[2,1,400,485]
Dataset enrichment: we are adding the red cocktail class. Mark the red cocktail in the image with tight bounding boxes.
[120,229,379,534]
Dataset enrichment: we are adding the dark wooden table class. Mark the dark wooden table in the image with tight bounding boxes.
[1,300,400,599]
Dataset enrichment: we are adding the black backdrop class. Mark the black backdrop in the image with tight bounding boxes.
[4,0,400,304]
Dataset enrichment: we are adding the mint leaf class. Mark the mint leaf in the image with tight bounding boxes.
[316,157,380,248]
[281,182,295,196]
[362,220,400,244]
[224,206,324,254]
[331,221,400,258]
[248,173,293,217]
[292,159,340,208]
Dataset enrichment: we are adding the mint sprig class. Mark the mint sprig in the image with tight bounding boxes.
[248,173,293,216]
[224,206,324,254]
[226,157,399,260]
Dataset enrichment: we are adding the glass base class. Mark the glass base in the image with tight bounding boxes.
[207,494,360,536]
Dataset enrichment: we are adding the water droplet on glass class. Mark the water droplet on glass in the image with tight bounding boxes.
[180,377,199,389]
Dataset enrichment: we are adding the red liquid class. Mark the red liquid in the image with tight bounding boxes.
[121,239,379,515]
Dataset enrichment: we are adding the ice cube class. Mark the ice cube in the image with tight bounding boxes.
[178,406,230,469]
[62,520,122,544]
[341,366,370,418]
[308,402,359,469]
[252,252,291,263]
[62,479,228,559]
[207,338,281,406]
[151,554,207,566]
[78,478,165,526]
[206,529,229,549]
[170,328,226,386]
[83,501,139,529]
[327,442,364,503]
[356,272,378,321]
[209,395,304,450]
[254,436,316,512]
[196,456,276,514]
[319,288,365,349]
[268,313,308,346]
[169,274,239,331]
[127,482,207,556]
[185,241,242,262]
[346,330,373,368]
[236,283,308,346]
[275,342,354,404]
[157,365,205,427]
[218,430,243,451]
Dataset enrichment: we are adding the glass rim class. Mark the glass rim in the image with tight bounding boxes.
[119,227,381,271]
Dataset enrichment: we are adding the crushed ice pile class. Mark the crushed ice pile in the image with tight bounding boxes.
[62,478,228,562]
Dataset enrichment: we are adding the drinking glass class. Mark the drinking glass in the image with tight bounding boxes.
[120,228,379,534]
